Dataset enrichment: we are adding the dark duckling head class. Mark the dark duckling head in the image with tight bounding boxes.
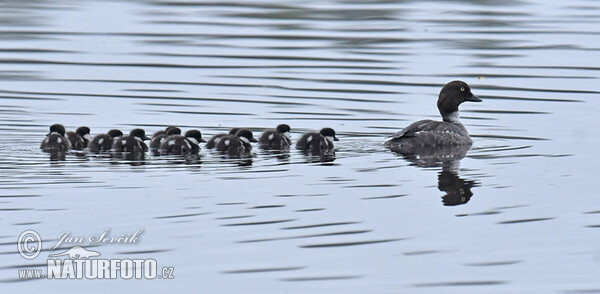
[48,124,67,136]
[76,126,90,137]
[130,128,151,140]
[166,127,182,136]
[319,127,339,142]
[76,126,91,146]
[276,124,291,138]
[235,129,258,143]
[153,126,179,138]
[229,127,241,135]
[437,81,481,119]
[108,129,123,138]
[185,129,207,144]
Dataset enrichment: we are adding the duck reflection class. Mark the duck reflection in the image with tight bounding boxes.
[395,144,478,206]
[438,162,477,206]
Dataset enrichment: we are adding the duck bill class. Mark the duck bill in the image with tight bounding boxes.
[143,136,151,140]
[466,93,482,102]
[200,138,207,143]
[250,138,258,143]
[334,136,339,141]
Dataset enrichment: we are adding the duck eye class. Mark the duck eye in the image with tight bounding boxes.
[460,87,465,92]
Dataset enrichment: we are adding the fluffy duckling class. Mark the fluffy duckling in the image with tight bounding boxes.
[40,124,71,152]
[158,129,206,155]
[67,126,91,150]
[205,127,240,149]
[150,126,180,150]
[258,124,291,149]
[296,127,338,151]
[89,129,123,153]
[111,128,151,154]
[215,128,257,154]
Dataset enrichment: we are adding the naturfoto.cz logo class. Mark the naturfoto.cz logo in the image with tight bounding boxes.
[16,229,174,280]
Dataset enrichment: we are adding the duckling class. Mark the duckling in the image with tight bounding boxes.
[215,128,257,154]
[149,126,180,150]
[111,128,151,154]
[258,124,291,149]
[89,129,123,153]
[205,127,240,149]
[67,126,91,150]
[296,127,338,151]
[159,129,207,155]
[40,124,71,152]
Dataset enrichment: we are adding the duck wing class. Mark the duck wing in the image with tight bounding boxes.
[386,120,435,142]
[385,120,470,146]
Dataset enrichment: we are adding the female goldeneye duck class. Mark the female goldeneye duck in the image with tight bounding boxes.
[158,129,207,155]
[296,127,339,150]
[111,128,151,154]
[205,127,240,149]
[384,80,482,151]
[258,124,292,149]
[150,126,181,150]
[66,126,91,150]
[215,128,257,153]
[89,129,123,153]
[40,124,71,152]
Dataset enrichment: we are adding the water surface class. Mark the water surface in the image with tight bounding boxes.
[0,0,599,292]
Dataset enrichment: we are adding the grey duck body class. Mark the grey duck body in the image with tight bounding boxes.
[384,80,481,152]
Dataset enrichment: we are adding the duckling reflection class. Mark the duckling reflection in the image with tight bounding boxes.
[152,151,202,165]
[237,158,254,167]
[48,151,66,161]
[109,154,146,166]
[216,152,254,166]
[299,149,336,163]
[394,144,478,206]
[259,149,291,161]
[111,151,145,163]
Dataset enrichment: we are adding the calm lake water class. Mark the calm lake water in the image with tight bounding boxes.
[1,0,599,292]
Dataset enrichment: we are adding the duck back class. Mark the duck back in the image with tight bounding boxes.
[385,119,472,150]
